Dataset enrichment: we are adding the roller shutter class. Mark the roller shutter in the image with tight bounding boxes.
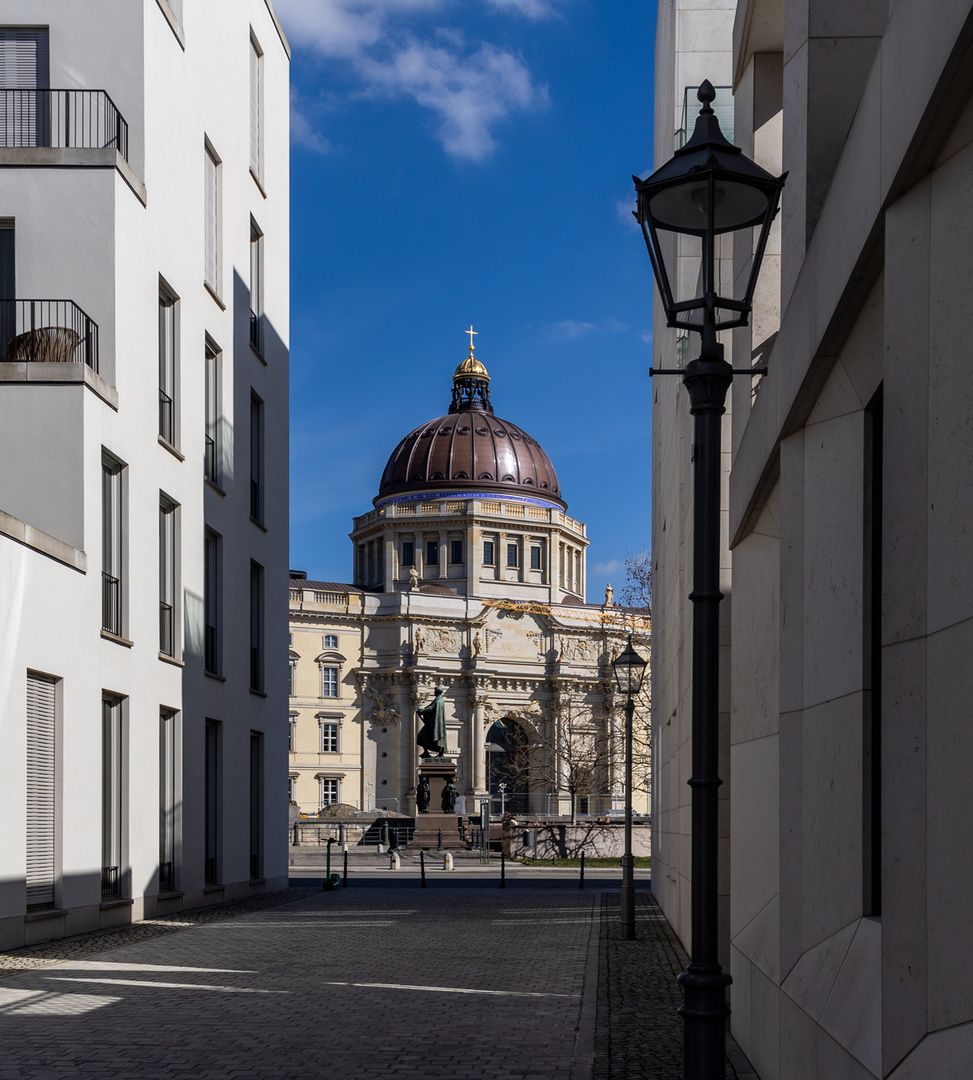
[26,671,56,906]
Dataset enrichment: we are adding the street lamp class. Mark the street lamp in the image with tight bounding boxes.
[612,634,648,941]
[633,81,785,1079]
[498,781,507,818]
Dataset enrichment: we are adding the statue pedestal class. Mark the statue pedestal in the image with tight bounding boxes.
[409,759,464,849]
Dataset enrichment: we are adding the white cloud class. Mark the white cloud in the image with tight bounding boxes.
[290,88,332,154]
[551,319,596,339]
[639,330,653,345]
[593,559,623,575]
[484,0,559,18]
[275,0,549,160]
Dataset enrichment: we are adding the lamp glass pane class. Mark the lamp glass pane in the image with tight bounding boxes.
[648,178,771,234]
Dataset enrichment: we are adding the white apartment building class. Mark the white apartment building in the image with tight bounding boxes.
[0,0,290,948]
[652,1,973,1077]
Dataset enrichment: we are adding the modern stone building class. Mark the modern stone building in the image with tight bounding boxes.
[289,343,651,819]
[651,0,973,1077]
[0,0,290,947]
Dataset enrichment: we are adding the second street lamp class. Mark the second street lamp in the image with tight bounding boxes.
[633,80,785,1080]
[612,634,647,941]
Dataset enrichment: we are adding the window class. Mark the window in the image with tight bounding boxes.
[0,29,50,148]
[288,658,297,696]
[203,140,221,295]
[288,774,298,803]
[321,722,339,753]
[250,732,263,880]
[249,33,263,181]
[159,496,178,656]
[426,541,439,566]
[288,716,297,752]
[507,542,518,568]
[204,339,220,484]
[0,220,14,357]
[323,634,338,649]
[319,777,339,806]
[250,560,264,692]
[402,541,415,567]
[483,540,495,565]
[250,391,263,522]
[102,696,125,899]
[530,545,542,571]
[26,671,57,907]
[321,667,339,698]
[204,529,221,673]
[158,280,178,445]
[450,540,463,564]
[102,454,124,636]
[204,719,221,885]
[159,710,179,892]
[250,219,263,352]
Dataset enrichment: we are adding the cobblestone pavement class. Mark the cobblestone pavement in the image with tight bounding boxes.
[0,874,757,1079]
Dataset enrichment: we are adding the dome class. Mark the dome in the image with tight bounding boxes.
[376,339,565,510]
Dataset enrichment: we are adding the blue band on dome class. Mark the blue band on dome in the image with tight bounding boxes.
[375,491,564,511]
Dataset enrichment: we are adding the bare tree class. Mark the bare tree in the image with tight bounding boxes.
[618,549,652,612]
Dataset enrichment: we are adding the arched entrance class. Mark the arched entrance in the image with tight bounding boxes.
[486,718,530,814]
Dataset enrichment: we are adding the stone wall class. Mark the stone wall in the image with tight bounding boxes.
[505,821,651,859]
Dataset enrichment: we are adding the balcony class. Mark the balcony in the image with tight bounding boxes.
[1,299,100,372]
[0,89,128,161]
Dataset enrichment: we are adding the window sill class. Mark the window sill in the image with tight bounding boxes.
[250,167,267,199]
[159,652,185,667]
[154,0,185,49]
[100,897,133,911]
[205,669,226,682]
[205,476,226,497]
[250,515,268,532]
[204,884,224,894]
[157,890,184,900]
[25,907,67,923]
[250,687,268,698]
[204,281,226,310]
[249,877,267,886]
[158,437,185,461]
[251,342,268,366]
[101,630,133,648]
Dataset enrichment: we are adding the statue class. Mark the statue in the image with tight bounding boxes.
[416,684,448,758]
[413,625,425,653]
[472,630,482,657]
[441,777,457,814]
[416,775,431,814]
[409,565,419,591]
[605,582,614,606]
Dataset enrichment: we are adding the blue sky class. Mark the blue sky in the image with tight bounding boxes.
[277,0,658,602]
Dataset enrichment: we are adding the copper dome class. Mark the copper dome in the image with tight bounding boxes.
[376,347,565,509]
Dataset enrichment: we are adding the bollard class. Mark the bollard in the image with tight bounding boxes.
[343,849,349,888]
[377,844,385,855]
[390,850,400,870]
[500,850,506,889]
[420,849,427,888]
[293,823,300,846]
[552,855,557,867]
[444,852,453,871]
[437,829,443,851]
[579,850,585,889]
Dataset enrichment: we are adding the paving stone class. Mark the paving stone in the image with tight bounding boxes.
[0,876,758,1079]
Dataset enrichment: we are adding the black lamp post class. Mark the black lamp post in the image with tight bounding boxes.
[633,81,785,1079]
[612,634,647,940]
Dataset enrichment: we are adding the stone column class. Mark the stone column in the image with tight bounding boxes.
[471,696,487,794]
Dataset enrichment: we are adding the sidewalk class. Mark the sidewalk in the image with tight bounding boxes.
[0,876,757,1079]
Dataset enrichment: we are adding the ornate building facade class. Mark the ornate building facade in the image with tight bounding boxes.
[289,342,650,817]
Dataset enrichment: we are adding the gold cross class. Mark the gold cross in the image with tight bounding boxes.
[465,325,478,351]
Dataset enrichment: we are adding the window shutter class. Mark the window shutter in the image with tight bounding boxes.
[26,672,56,906]
[204,149,218,288]
[249,40,260,174]
[0,30,50,148]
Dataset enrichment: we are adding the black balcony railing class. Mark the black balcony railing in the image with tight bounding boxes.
[102,572,121,636]
[159,389,174,444]
[159,861,174,891]
[204,433,217,483]
[249,309,261,352]
[160,601,174,656]
[101,865,120,897]
[0,89,129,160]
[0,299,99,371]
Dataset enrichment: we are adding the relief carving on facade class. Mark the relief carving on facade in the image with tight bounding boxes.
[557,636,593,662]
[426,627,462,654]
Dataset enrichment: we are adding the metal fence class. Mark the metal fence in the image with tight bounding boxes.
[0,299,99,370]
[101,865,119,898]
[0,88,129,160]
[101,572,121,636]
[292,820,415,848]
